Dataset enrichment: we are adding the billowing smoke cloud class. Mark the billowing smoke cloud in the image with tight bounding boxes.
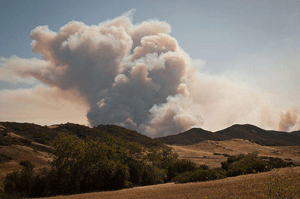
[279,109,300,131]
[1,11,299,137]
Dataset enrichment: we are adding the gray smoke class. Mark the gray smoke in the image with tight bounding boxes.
[1,11,299,137]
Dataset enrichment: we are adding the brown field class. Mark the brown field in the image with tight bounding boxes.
[39,166,300,199]
[170,139,300,168]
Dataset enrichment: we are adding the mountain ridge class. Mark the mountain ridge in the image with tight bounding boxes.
[1,121,300,146]
[155,124,300,146]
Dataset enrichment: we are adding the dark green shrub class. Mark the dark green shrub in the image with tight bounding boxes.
[34,138,47,144]
[32,132,50,141]
[0,154,12,163]
[249,160,269,173]
[173,168,225,183]
[4,161,35,197]
[166,159,198,181]
[19,160,34,168]
[141,165,166,185]
[226,168,243,177]
[0,137,19,146]
[4,172,20,195]
[268,157,292,169]
[227,154,245,164]
[210,168,226,180]
[172,171,192,183]
[199,164,209,170]
[20,138,31,146]
[110,162,130,189]
[127,159,145,185]
[189,170,211,182]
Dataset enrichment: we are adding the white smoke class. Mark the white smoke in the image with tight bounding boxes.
[1,11,299,137]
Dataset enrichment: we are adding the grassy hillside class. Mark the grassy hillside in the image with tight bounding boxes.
[155,124,300,146]
[170,139,300,168]
[1,122,299,198]
[37,166,300,199]
[0,122,162,149]
[0,122,162,190]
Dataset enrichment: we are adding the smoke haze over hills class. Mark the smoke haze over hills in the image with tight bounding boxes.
[1,11,299,137]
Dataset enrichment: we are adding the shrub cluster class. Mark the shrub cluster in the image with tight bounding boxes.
[221,153,294,177]
[0,154,12,164]
[172,168,225,183]
[2,133,196,198]
[173,153,293,184]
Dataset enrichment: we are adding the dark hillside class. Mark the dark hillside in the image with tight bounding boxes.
[0,122,162,148]
[215,124,300,146]
[155,128,228,145]
[155,124,300,146]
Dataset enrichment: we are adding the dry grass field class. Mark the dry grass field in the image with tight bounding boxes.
[39,166,300,199]
[170,139,300,168]
[1,126,300,199]
[0,144,52,183]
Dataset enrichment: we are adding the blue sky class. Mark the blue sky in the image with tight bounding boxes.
[0,0,299,134]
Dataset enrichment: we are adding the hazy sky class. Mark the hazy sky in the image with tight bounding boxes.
[1,0,299,136]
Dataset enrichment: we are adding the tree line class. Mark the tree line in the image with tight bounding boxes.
[1,133,198,198]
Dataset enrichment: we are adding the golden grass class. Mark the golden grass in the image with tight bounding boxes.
[38,166,300,199]
[0,145,52,184]
[171,139,300,168]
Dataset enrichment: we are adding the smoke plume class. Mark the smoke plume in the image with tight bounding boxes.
[279,109,300,131]
[1,11,299,137]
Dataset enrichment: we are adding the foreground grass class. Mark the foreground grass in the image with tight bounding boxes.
[38,166,300,199]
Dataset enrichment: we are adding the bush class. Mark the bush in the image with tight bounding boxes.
[141,165,166,185]
[0,154,12,163]
[166,159,198,181]
[34,138,47,145]
[0,137,19,146]
[4,161,35,197]
[127,159,145,185]
[268,157,292,169]
[226,168,244,177]
[173,169,225,183]
[221,161,229,171]
[19,160,34,168]
[20,138,31,146]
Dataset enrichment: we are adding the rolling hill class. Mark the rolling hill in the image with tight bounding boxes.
[0,122,162,149]
[1,122,300,198]
[155,124,300,146]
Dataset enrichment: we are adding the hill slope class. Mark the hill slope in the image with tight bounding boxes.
[170,139,300,168]
[0,122,162,184]
[155,124,300,146]
[39,166,300,199]
[0,122,162,148]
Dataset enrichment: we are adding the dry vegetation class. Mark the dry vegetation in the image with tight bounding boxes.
[171,139,300,168]
[38,166,300,199]
[0,145,52,182]
[1,122,300,198]
[0,126,52,184]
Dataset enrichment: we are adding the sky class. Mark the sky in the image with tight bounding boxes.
[0,0,300,137]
